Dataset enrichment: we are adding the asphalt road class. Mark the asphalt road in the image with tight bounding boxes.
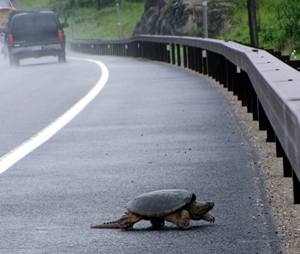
[0,53,280,253]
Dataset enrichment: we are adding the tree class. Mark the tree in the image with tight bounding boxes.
[277,0,300,50]
[48,0,72,21]
[247,0,259,47]
[96,0,101,10]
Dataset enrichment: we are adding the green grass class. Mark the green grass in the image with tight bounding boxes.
[14,0,144,40]
[14,0,49,10]
[70,2,144,39]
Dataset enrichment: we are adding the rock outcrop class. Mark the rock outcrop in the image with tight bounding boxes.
[133,0,235,37]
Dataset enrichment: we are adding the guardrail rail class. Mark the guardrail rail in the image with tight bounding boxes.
[69,35,300,204]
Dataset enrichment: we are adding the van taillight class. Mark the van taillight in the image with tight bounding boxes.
[57,29,65,41]
[7,33,14,46]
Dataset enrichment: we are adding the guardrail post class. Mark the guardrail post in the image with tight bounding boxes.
[183,46,188,68]
[223,59,230,89]
[158,43,163,61]
[244,73,258,121]
[224,60,236,90]
[202,50,208,75]
[266,125,276,143]
[114,44,117,56]
[161,43,167,62]
[139,41,143,57]
[192,48,197,72]
[167,44,172,63]
[218,54,224,81]
[283,154,293,177]
[252,88,259,121]
[275,129,293,177]
[119,44,122,56]
[194,48,199,72]
[114,44,116,55]
[292,171,300,204]
[113,44,116,56]
[136,42,141,57]
[156,43,161,61]
[176,44,181,67]
[194,47,199,72]
[171,44,176,65]
[149,42,154,60]
[146,42,151,59]
[165,44,170,63]
[142,42,147,59]
[275,137,284,157]
[152,42,157,60]
[117,44,121,56]
[157,43,162,61]
[128,42,134,57]
[218,56,226,85]
[187,47,194,71]
[143,42,148,59]
[207,51,214,79]
[258,101,267,131]
[217,54,226,83]
[257,100,276,142]
[154,42,159,60]
[241,72,249,107]
[198,48,203,73]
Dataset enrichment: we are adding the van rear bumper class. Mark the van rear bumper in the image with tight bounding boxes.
[10,43,65,59]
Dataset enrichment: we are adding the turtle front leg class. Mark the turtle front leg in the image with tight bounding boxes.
[164,209,191,229]
[202,212,215,223]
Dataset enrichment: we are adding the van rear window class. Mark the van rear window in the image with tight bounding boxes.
[11,13,58,34]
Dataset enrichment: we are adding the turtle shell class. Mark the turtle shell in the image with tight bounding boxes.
[127,189,196,217]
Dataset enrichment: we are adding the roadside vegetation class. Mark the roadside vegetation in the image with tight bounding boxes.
[14,0,145,40]
[223,0,300,55]
[13,0,300,55]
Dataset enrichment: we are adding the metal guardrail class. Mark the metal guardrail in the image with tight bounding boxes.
[69,35,300,204]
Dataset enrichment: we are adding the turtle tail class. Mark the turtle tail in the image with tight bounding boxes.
[91,212,142,230]
[90,219,121,229]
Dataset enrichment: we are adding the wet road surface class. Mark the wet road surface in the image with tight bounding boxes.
[0,54,280,253]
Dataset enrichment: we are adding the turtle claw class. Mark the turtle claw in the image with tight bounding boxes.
[202,212,215,223]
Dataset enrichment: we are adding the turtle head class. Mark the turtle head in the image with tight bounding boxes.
[188,201,214,220]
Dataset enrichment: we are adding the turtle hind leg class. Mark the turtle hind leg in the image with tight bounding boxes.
[91,212,142,230]
[150,218,165,230]
[164,209,191,229]
[118,212,142,230]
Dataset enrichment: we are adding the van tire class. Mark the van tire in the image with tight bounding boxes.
[58,51,66,63]
[9,54,19,67]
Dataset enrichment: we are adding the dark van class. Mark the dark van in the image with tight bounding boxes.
[1,11,66,66]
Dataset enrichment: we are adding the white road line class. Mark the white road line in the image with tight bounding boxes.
[0,57,109,174]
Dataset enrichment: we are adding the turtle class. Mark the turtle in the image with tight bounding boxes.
[90,189,215,230]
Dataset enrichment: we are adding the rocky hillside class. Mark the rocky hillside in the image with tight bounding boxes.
[133,0,236,37]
